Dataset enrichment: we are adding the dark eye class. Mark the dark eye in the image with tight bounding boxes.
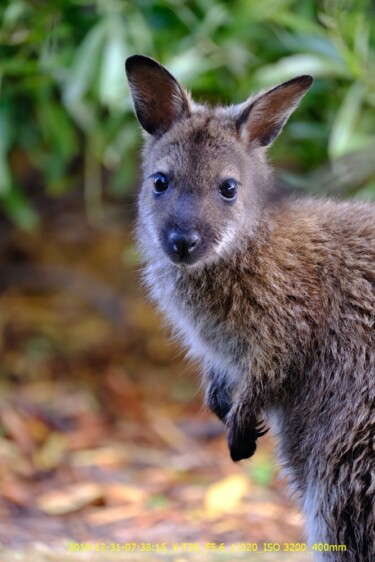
[153,172,169,194]
[219,178,238,200]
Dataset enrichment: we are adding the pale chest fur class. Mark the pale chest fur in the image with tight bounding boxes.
[143,256,249,385]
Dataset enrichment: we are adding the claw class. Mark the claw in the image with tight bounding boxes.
[255,422,269,438]
[227,416,269,462]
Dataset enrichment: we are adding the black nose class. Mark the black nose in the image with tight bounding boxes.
[168,230,201,262]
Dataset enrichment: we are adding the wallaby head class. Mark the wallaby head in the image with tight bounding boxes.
[125,55,312,266]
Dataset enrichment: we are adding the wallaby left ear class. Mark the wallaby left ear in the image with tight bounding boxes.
[125,55,191,136]
[237,75,313,147]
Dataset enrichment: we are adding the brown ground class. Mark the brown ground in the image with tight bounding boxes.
[0,202,312,561]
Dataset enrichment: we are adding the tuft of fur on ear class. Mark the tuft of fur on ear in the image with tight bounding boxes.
[125,55,191,136]
[237,75,313,147]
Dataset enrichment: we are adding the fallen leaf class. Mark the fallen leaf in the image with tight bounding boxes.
[71,445,129,467]
[32,432,68,471]
[104,483,146,505]
[25,415,50,444]
[86,504,141,526]
[147,409,201,453]
[36,482,103,515]
[0,407,35,454]
[0,477,32,507]
[204,474,250,517]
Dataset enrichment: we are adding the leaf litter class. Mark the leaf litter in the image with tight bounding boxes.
[0,207,311,561]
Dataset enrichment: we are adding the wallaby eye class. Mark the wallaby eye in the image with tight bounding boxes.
[219,179,238,200]
[153,172,169,194]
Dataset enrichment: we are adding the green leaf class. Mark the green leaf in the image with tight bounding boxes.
[168,48,221,85]
[109,154,137,195]
[147,494,170,509]
[239,0,296,22]
[0,101,13,155]
[63,21,106,125]
[99,29,128,110]
[354,12,370,63]
[248,452,275,487]
[328,81,366,158]
[38,98,78,161]
[0,103,13,194]
[2,0,30,28]
[124,10,153,54]
[355,180,375,201]
[253,54,350,87]
[0,184,39,230]
[273,11,327,36]
[0,154,11,195]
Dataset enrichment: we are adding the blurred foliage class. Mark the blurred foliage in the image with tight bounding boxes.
[0,0,375,227]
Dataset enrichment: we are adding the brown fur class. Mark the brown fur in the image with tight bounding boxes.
[125,55,375,561]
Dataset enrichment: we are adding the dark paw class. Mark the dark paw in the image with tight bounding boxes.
[227,418,268,462]
[209,395,232,423]
[205,380,232,422]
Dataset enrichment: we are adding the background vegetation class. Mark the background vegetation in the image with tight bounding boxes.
[1,0,375,228]
[0,1,374,558]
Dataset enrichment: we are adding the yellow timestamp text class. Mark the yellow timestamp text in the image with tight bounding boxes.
[68,542,347,554]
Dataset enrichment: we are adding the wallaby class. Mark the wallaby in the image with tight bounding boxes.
[125,55,375,561]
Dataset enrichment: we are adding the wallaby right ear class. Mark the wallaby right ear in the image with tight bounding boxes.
[125,55,191,136]
[237,75,313,147]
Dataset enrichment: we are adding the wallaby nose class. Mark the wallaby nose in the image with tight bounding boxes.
[168,230,201,262]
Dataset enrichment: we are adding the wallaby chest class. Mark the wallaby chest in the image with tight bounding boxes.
[146,258,250,379]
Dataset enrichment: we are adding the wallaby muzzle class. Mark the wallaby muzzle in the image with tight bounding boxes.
[161,225,204,265]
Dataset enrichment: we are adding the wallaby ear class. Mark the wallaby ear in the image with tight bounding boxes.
[237,75,313,147]
[125,55,191,136]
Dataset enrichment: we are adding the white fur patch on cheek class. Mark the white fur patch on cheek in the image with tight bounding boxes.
[215,224,237,256]
[143,207,161,249]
